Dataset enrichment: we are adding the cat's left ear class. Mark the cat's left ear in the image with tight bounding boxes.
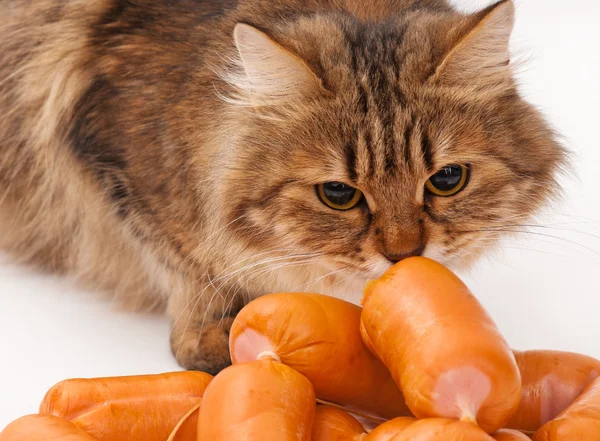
[431,0,515,90]
[230,23,324,106]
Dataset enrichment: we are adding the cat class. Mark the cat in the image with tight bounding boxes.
[0,0,567,375]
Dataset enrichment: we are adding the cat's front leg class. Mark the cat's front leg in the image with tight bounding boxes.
[168,284,244,375]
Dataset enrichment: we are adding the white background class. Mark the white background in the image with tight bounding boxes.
[1,0,599,430]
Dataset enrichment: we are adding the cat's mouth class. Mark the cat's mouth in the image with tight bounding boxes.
[327,244,449,281]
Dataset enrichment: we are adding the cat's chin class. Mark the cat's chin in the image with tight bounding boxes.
[421,245,482,274]
[421,245,448,266]
[321,271,370,305]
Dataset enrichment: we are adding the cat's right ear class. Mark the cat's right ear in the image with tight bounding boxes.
[227,23,323,106]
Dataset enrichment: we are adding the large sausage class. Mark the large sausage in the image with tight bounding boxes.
[532,376,600,440]
[229,293,409,419]
[198,358,315,441]
[39,371,212,441]
[508,350,600,432]
[360,257,521,433]
[0,415,97,441]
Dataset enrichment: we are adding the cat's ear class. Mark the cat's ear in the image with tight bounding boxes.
[431,0,515,90]
[230,23,323,105]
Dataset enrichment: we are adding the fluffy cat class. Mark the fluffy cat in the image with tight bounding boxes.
[0,0,566,374]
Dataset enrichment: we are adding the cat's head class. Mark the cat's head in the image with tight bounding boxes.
[216,0,567,280]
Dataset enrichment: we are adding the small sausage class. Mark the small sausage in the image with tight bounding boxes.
[229,293,409,419]
[507,350,600,432]
[198,358,315,441]
[376,418,495,441]
[362,417,415,441]
[167,401,202,441]
[532,377,600,440]
[311,406,366,441]
[0,414,97,441]
[360,257,521,433]
[39,371,212,441]
[492,429,531,440]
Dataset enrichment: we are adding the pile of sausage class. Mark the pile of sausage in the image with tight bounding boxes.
[2,257,599,440]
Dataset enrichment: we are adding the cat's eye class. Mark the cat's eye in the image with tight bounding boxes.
[426,164,470,197]
[317,182,363,210]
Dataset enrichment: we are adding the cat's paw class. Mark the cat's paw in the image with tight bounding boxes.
[170,317,235,376]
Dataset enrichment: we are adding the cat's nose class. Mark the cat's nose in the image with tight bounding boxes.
[384,246,424,264]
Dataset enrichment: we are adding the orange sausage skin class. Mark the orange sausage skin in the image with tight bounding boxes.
[360,257,521,434]
[198,358,315,441]
[382,418,495,441]
[311,406,366,441]
[492,429,531,441]
[507,350,600,432]
[39,371,212,441]
[363,417,415,441]
[533,377,600,440]
[0,415,97,441]
[168,400,203,441]
[229,293,409,419]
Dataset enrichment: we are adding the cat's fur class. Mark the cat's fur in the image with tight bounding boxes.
[0,0,566,374]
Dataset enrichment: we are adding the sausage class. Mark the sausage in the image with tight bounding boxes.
[362,417,415,441]
[167,401,202,441]
[492,429,531,440]
[360,257,521,433]
[507,350,600,432]
[0,414,97,441]
[39,371,212,441]
[198,358,315,441]
[311,406,366,441]
[532,376,600,440]
[229,293,410,419]
[375,418,495,441]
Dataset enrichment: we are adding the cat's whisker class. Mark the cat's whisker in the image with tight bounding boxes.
[171,252,323,340]
[538,219,600,229]
[236,258,322,294]
[502,246,586,261]
[462,232,600,262]
[339,271,362,299]
[457,228,600,257]
[330,268,361,291]
[173,272,214,361]
[476,233,593,255]
[195,250,318,295]
[461,239,593,277]
[190,214,250,258]
[214,252,323,284]
[170,251,301,326]
[217,258,321,327]
[178,213,282,279]
[238,216,278,246]
[285,266,350,293]
[191,247,293,286]
[538,212,600,224]
[442,244,502,278]
[468,235,580,260]
[191,275,227,358]
[212,259,320,329]
[481,224,600,241]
